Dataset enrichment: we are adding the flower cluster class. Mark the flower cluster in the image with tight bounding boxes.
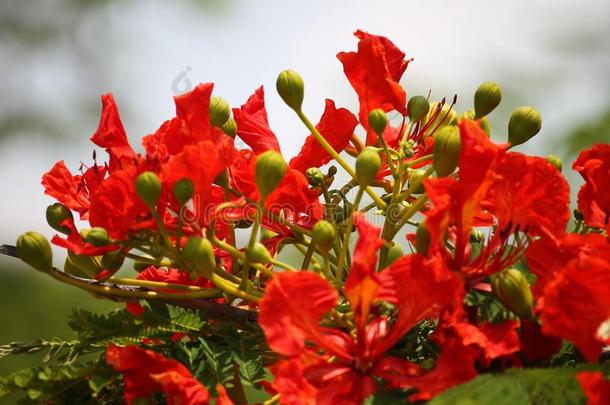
[9,30,610,404]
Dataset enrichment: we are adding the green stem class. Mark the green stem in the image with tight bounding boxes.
[336,186,364,281]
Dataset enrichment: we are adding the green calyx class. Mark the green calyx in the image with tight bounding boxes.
[407,95,430,122]
[255,150,287,199]
[276,69,305,112]
[355,147,382,186]
[46,203,73,234]
[246,242,272,264]
[16,231,53,272]
[415,221,430,255]
[81,227,110,247]
[474,81,502,119]
[492,268,534,319]
[136,172,162,208]
[368,108,388,137]
[173,178,195,206]
[433,125,461,177]
[221,116,237,137]
[508,106,542,147]
[545,154,562,171]
[182,237,216,279]
[312,220,337,253]
[209,96,231,127]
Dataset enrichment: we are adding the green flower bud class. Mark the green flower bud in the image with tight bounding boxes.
[64,255,89,278]
[173,178,194,206]
[492,268,534,319]
[433,125,461,177]
[305,167,325,187]
[384,243,403,267]
[276,69,305,111]
[81,227,110,247]
[209,96,231,127]
[68,251,101,278]
[136,171,162,208]
[256,150,287,199]
[46,203,73,234]
[355,147,382,186]
[474,82,502,119]
[508,106,542,146]
[415,222,430,255]
[16,231,52,272]
[221,116,237,137]
[312,220,337,253]
[101,251,125,271]
[545,154,562,171]
[182,237,216,279]
[408,169,427,194]
[368,108,388,137]
[407,95,430,122]
[246,242,272,264]
[460,109,491,136]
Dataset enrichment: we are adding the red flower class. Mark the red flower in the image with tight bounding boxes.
[452,320,520,366]
[577,371,610,405]
[259,214,463,404]
[337,30,410,145]
[106,345,232,405]
[288,99,358,173]
[573,144,610,229]
[540,254,610,361]
[232,86,282,155]
[136,266,213,290]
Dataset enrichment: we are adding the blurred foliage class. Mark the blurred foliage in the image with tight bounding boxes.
[560,108,610,159]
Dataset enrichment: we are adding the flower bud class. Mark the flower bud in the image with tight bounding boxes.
[415,222,430,255]
[433,126,461,177]
[474,82,502,119]
[68,251,101,278]
[64,255,88,278]
[173,178,194,206]
[545,154,562,171]
[276,69,304,111]
[16,231,52,272]
[305,167,325,187]
[182,237,216,279]
[408,169,426,194]
[221,116,237,137]
[136,171,162,208]
[368,108,388,137]
[312,220,337,253]
[508,106,542,146]
[255,150,287,199]
[460,110,490,136]
[408,95,430,122]
[246,242,272,264]
[492,268,534,319]
[355,147,381,186]
[81,227,110,247]
[101,251,125,271]
[46,203,73,234]
[209,96,231,127]
[384,243,403,267]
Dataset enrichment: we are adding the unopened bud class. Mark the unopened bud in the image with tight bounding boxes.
[474,82,502,119]
[256,150,287,199]
[16,231,52,272]
[136,172,162,208]
[221,116,237,137]
[64,255,88,278]
[408,169,426,194]
[246,242,272,264]
[182,237,216,279]
[384,243,403,267]
[46,203,73,234]
[433,126,461,177]
[68,251,101,278]
[81,227,110,246]
[355,147,381,186]
[173,178,194,206]
[408,96,430,122]
[305,167,325,186]
[545,154,562,171]
[312,220,337,253]
[276,69,304,111]
[368,109,388,137]
[101,251,125,271]
[415,222,430,255]
[492,268,534,319]
[508,106,542,146]
[209,97,231,127]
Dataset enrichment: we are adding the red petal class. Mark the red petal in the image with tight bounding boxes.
[573,144,610,228]
[259,272,338,357]
[233,86,281,154]
[151,371,211,405]
[541,255,610,361]
[41,161,92,217]
[264,169,324,224]
[577,371,610,405]
[453,320,520,365]
[288,99,358,172]
[174,83,214,142]
[270,358,318,405]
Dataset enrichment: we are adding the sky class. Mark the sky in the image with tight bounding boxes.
[0,0,609,245]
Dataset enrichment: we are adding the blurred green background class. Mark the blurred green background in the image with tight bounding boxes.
[0,0,608,396]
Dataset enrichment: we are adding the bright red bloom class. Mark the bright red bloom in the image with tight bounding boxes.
[136,266,213,290]
[573,144,610,229]
[452,320,520,366]
[337,30,410,145]
[106,345,229,405]
[232,86,281,155]
[259,214,462,404]
[577,371,610,405]
[540,254,610,361]
[288,99,358,173]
